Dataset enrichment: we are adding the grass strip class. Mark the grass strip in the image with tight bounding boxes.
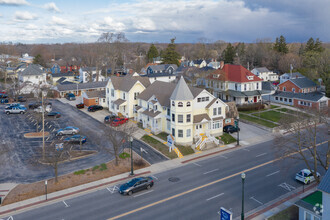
[141,135,177,159]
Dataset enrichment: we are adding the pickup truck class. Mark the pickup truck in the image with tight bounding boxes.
[5,106,27,114]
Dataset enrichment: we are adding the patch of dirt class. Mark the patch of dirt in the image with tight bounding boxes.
[2,150,149,205]
[24,132,50,138]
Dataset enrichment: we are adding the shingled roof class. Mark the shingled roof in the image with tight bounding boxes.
[110,75,150,92]
[56,80,108,92]
[170,76,194,100]
[20,64,45,76]
[289,78,317,89]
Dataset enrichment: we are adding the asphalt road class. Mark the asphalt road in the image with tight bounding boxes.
[0,100,166,184]
[5,133,328,220]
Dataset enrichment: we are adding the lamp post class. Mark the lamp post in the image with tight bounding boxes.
[42,90,46,160]
[129,136,134,176]
[241,172,246,220]
[45,180,48,200]
[236,116,240,146]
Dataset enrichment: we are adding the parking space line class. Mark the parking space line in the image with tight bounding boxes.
[193,162,202,167]
[266,171,280,177]
[133,190,153,198]
[206,193,224,201]
[256,153,267,157]
[250,196,263,205]
[242,148,250,151]
[151,175,158,180]
[219,155,228,159]
[203,169,219,175]
[63,200,69,207]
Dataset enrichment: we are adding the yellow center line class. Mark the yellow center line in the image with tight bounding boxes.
[109,140,328,220]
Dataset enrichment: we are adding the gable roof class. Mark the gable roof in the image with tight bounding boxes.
[52,72,75,78]
[193,114,211,123]
[20,64,45,76]
[273,91,326,102]
[209,64,262,83]
[193,59,205,65]
[281,72,304,78]
[255,67,270,72]
[262,81,276,91]
[170,77,194,100]
[289,78,317,89]
[56,80,108,91]
[318,169,330,193]
[81,67,97,72]
[110,75,150,92]
[85,90,106,98]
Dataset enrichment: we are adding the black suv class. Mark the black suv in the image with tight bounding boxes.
[88,105,103,112]
[65,93,76,101]
[119,177,154,196]
[223,125,240,133]
[104,114,117,123]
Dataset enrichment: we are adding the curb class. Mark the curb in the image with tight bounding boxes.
[0,171,151,216]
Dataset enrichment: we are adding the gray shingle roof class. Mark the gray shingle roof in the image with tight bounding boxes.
[141,109,162,118]
[170,77,194,100]
[255,67,270,72]
[290,78,317,88]
[282,72,304,78]
[262,81,276,91]
[113,99,127,106]
[273,91,326,102]
[52,73,74,78]
[193,114,211,123]
[56,80,108,91]
[318,169,330,193]
[206,98,217,108]
[20,64,45,76]
[110,75,150,92]
[81,67,97,72]
[85,90,106,98]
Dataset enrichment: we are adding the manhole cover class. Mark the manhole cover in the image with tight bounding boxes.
[168,177,180,182]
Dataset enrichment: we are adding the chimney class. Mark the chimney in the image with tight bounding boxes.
[220,61,224,69]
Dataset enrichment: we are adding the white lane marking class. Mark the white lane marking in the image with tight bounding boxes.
[49,125,52,128]
[46,137,50,141]
[151,175,158,180]
[242,148,250,151]
[250,196,263,205]
[63,200,69,207]
[133,190,153,198]
[266,171,280,177]
[256,153,267,157]
[278,182,296,192]
[203,169,219,175]
[206,193,224,201]
[193,162,202,167]
[220,155,228,159]
[52,128,56,132]
[107,185,119,193]
[140,147,148,154]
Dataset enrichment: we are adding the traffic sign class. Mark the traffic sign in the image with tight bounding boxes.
[220,207,232,220]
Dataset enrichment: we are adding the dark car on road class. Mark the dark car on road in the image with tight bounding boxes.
[104,114,117,123]
[64,135,86,144]
[87,105,103,112]
[65,93,76,101]
[119,177,154,196]
[76,103,84,109]
[47,112,61,118]
[223,125,240,133]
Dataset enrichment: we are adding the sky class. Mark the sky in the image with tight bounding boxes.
[0,0,329,44]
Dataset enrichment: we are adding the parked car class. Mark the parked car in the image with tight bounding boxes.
[65,93,76,101]
[0,94,8,99]
[29,102,52,109]
[56,126,80,136]
[64,135,86,144]
[119,177,154,196]
[223,125,240,133]
[14,96,27,102]
[110,117,129,127]
[5,106,27,114]
[104,114,117,123]
[0,99,9,104]
[76,103,84,109]
[87,105,103,112]
[34,105,52,113]
[5,103,25,109]
[47,111,61,118]
[295,169,320,184]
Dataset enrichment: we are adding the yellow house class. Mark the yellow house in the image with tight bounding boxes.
[106,75,150,118]
[136,77,228,147]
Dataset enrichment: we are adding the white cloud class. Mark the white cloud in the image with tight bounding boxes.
[103,16,126,31]
[51,16,70,26]
[0,0,28,6]
[25,23,37,30]
[14,11,37,20]
[44,2,60,13]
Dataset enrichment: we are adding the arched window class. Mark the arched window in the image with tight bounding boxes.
[187,102,191,107]
[172,101,175,107]
[178,102,183,107]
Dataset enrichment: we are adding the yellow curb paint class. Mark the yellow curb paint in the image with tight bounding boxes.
[220,145,225,147]
[163,142,167,145]
[195,151,202,154]
[148,134,153,136]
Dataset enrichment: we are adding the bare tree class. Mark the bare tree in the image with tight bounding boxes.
[274,109,329,183]
[98,122,138,166]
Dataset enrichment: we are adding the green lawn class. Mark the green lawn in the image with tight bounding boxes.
[277,108,288,112]
[217,133,236,145]
[270,105,279,109]
[141,135,177,159]
[176,145,195,156]
[239,114,277,128]
[255,110,282,122]
[268,205,298,220]
[156,132,168,141]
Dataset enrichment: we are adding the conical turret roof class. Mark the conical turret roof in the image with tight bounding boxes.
[170,76,194,100]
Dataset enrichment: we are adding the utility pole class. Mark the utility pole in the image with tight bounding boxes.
[42,91,45,160]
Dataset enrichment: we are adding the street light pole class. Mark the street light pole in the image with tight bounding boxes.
[241,172,246,220]
[129,136,134,176]
[42,91,45,160]
[237,116,240,146]
[45,180,48,200]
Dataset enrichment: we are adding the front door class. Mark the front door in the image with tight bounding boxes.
[195,124,203,135]
[254,96,257,102]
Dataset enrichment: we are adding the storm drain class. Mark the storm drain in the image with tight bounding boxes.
[168,177,180,182]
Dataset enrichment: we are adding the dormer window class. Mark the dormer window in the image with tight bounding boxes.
[247,75,254,80]
[187,102,191,107]
[178,102,183,107]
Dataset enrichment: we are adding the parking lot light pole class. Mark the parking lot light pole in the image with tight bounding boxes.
[241,172,246,220]
[129,136,134,176]
[236,116,240,146]
[42,91,45,160]
[45,180,48,200]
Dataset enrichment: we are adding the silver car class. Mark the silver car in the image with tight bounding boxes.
[5,106,27,114]
[56,126,80,136]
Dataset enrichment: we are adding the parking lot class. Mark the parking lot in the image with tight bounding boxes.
[0,99,168,184]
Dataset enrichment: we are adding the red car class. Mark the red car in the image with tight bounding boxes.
[110,117,129,126]
[76,103,84,109]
